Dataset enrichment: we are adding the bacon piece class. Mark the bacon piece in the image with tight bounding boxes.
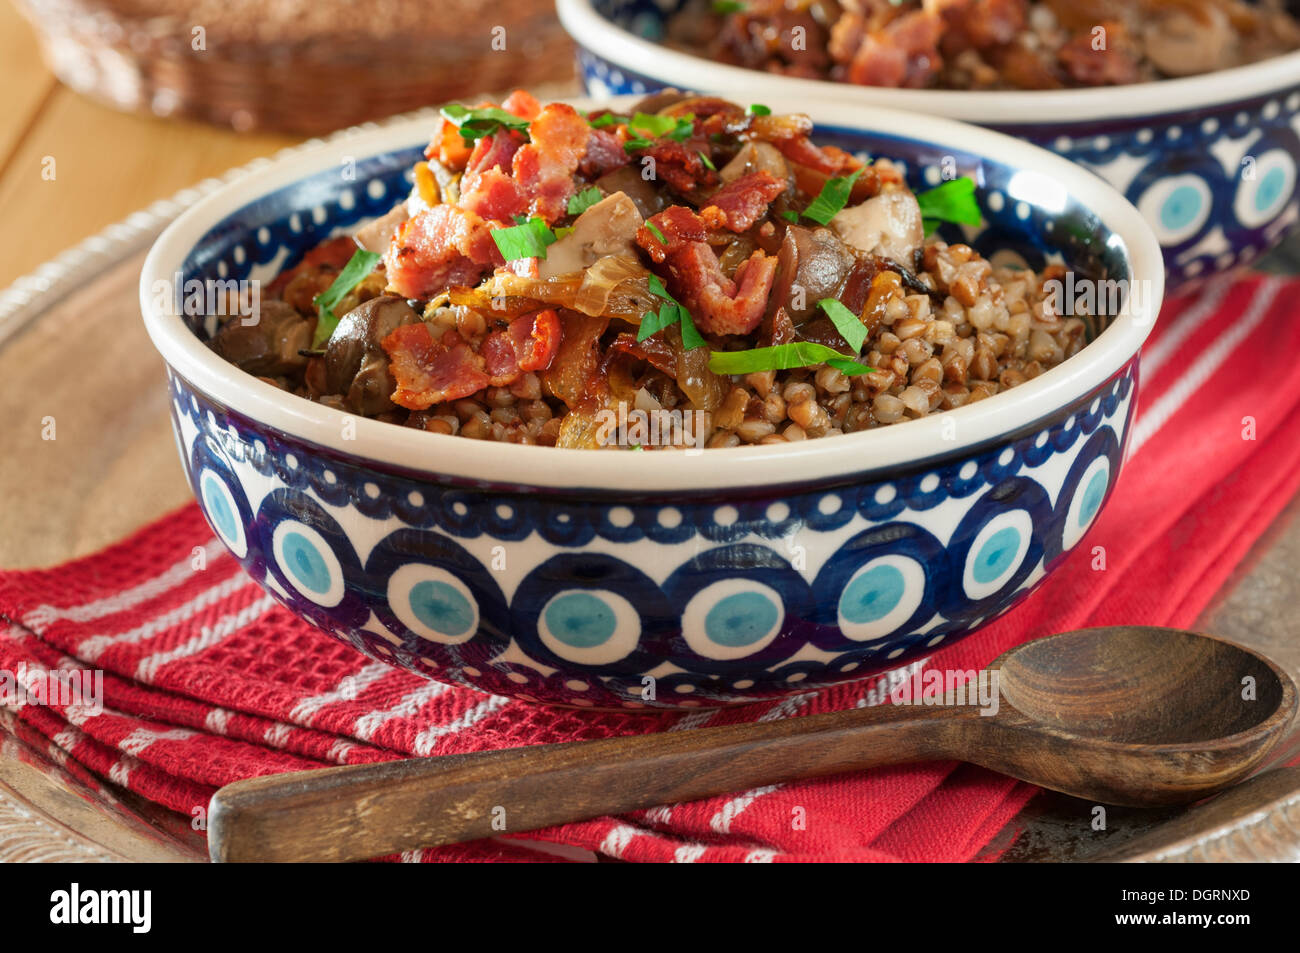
[580,128,628,179]
[459,167,526,223]
[482,309,563,384]
[512,103,590,223]
[382,323,490,410]
[501,89,542,120]
[637,206,777,337]
[631,139,717,193]
[1057,21,1141,86]
[700,171,786,232]
[833,9,946,89]
[466,132,523,178]
[936,0,1026,51]
[459,131,529,222]
[384,205,502,300]
[636,204,707,264]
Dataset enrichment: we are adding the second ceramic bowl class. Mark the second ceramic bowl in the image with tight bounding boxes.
[559,0,1300,292]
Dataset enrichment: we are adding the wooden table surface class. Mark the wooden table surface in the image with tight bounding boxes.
[0,1,299,290]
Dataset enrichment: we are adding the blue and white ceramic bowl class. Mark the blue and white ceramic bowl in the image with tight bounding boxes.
[558,0,1300,292]
[140,95,1162,709]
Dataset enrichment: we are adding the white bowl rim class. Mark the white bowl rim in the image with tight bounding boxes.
[140,94,1162,494]
[557,0,1300,125]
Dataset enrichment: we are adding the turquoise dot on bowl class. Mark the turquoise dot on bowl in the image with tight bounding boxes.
[409,580,475,638]
[704,592,780,647]
[972,527,1021,585]
[1079,469,1109,527]
[1257,167,1285,212]
[544,592,618,648]
[283,531,331,595]
[839,564,906,625]
[201,473,237,542]
[1161,185,1203,231]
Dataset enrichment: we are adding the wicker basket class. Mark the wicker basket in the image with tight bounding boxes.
[15,0,577,134]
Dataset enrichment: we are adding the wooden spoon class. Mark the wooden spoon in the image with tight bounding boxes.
[207,626,1298,862]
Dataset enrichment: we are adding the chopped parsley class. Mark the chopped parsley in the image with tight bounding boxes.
[638,274,705,350]
[818,298,868,353]
[588,112,622,128]
[567,186,604,216]
[624,112,695,151]
[491,217,558,262]
[799,168,862,226]
[310,249,382,348]
[916,176,981,235]
[439,104,530,144]
[709,342,875,377]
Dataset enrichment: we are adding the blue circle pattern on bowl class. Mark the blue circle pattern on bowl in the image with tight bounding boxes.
[579,0,1300,290]
[172,365,1135,708]
[168,96,1138,709]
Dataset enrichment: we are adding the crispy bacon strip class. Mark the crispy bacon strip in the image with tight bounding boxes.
[637,206,777,337]
[384,205,502,300]
[482,309,563,384]
[383,323,490,410]
[630,139,717,194]
[512,103,590,223]
[384,310,562,410]
[700,171,787,232]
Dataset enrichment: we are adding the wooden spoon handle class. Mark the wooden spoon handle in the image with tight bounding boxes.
[208,701,967,862]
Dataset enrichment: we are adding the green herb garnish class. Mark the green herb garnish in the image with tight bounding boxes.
[630,112,677,137]
[311,249,382,347]
[781,210,799,224]
[713,0,746,12]
[491,217,558,262]
[588,112,621,129]
[709,342,875,376]
[698,151,717,171]
[638,274,705,349]
[818,298,868,353]
[624,113,694,151]
[746,103,771,116]
[799,168,862,226]
[440,104,531,144]
[667,116,695,142]
[567,186,604,217]
[645,221,667,245]
[916,176,981,235]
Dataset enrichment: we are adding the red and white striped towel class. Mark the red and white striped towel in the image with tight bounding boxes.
[2,273,1299,862]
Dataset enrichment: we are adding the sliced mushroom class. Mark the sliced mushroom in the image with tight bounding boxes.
[769,224,855,323]
[537,192,645,279]
[718,140,789,184]
[324,295,420,416]
[1144,4,1235,77]
[830,190,924,266]
[593,166,667,220]
[353,203,409,253]
[208,300,312,376]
